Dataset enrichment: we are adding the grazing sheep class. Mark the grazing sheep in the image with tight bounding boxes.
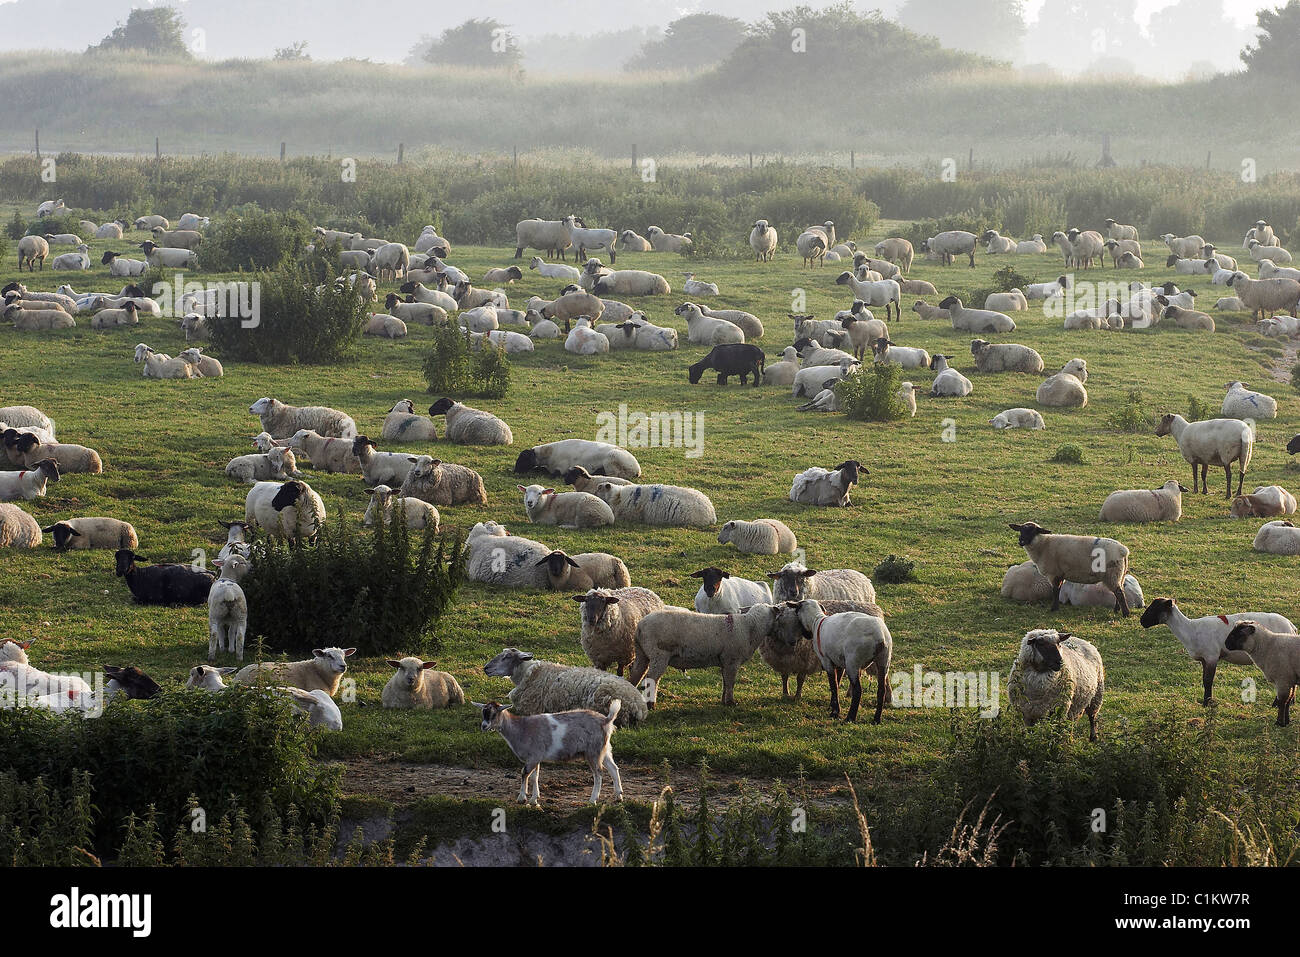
[114,548,214,606]
[768,562,877,605]
[0,503,42,548]
[923,230,978,267]
[690,567,773,615]
[969,339,1043,374]
[990,408,1045,430]
[363,484,439,530]
[1224,622,1300,725]
[1008,522,1131,615]
[514,440,640,480]
[1231,485,1297,519]
[1007,629,1105,740]
[17,236,49,271]
[233,647,356,696]
[688,343,765,387]
[382,399,438,442]
[41,517,137,551]
[1155,412,1253,497]
[1253,520,1300,555]
[1222,381,1277,420]
[485,647,646,726]
[249,397,356,440]
[771,599,893,722]
[591,481,716,527]
[207,554,251,661]
[630,604,779,707]
[519,484,615,528]
[939,296,1016,333]
[428,397,513,446]
[0,458,59,500]
[717,518,797,555]
[873,238,914,272]
[789,460,865,507]
[1099,480,1186,522]
[400,455,488,507]
[382,658,464,709]
[1036,370,1088,408]
[929,354,973,397]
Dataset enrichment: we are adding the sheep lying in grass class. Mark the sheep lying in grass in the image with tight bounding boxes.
[789,460,865,507]
[13,435,100,474]
[562,466,633,493]
[245,480,326,541]
[1222,381,1277,420]
[484,647,646,726]
[519,484,615,528]
[249,397,356,440]
[1230,485,1297,518]
[428,397,514,445]
[0,503,42,548]
[0,405,54,435]
[514,440,641,480]
[717,518,798,555]
[277,428,359,474]
[382,657,464,709]
[41,517,138,551]
[363,484,439,530]
[1008,522,1131,615]
[233,646,355,696]
[939,296,1016,333]
[352,436,415,487]
[990,408,1045,430]
[1098,480,1186,522]
[1036,368,1088,408]
[768,562,877,604]
[1224,622,1300,725]
[929,354,973,397]
[1253,520,1300,555]
[114,549,214,606]
[225,445,299,484]
[185,665,236,690]
[1008,629,1105,740]
[382,399,438,442]
[400,455,488,506]
[592,481,716,527]
[535,549,629,591]
[1155,412,1253,497]
[970,339,1043,374]
[1000,561,1143,609]
[464,521,553,588]
[573,587,665,675]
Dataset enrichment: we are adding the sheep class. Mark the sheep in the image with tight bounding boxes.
[6,303,73,330]
[374,400,435,445]
[717,518,797,555]
[789,460,865,507]
[534,290,606,328]
[137,240,196,269]
[207,554,251,662]
[590,266,671,297]
[835,272,901,320]
[681,273,718,297]
[771,599,892,722]
[17,236,50,271]
[1059,357,1088,382]
[0,458,59,500]
[352,435,415,487]
[796,227,830,267]
[132,215,168,232]
[1001,561,1143,608]
[1104,219,1139,241]
[835,309,887,361]
[534,549,629,591]
[591,481,716,527]
[749,220,778,261]
[1256,258,1300,282]
[617,229,651,252]
[515,216,576,260]
[226,445,299,484]
[0,406,54,435]
[763,346,801,386]
[464,522,553,588]
[1140,597,1295,705]
[185,665,236,691]
[1155,412,1253,498]
[929,354,973,397]
[90,300,142,330]
[641,225,692,253]
[924,230,978,267]
[697,304,762,340]
[362,484,440,531]
[767,562,876,607]
[514,440,641,480]
[398,280,458,312]
[457,303,500,335]
[1162,233,1207,259]
[37,199,67,218]
[411,227,450,257]
[481,265,523,285]
[1008,521,1131,615]
[1225,271,1300,320]
[1161,303,1215,331]
[276,687,343,731]
[598,314,678,351]
[567,218,619,263]
[969,339,1044,374]
[792,357,858,397]
[1026,276,1070,300]
[1063,313,1115,331]
[687,343,765,387]
[1098,479,1186,523]
[484,647,646,726]
[1223,381,1278,420]
[114,548,214,606]
[528,255,581,280]
[898,381,918,416]
[1115,251,1144,269]
[1013,234,1047,254]
[690,567,773,616]
[177,347,222,378]
[1224,622,1300,725]
[0,503,42,548]
[1103,238,1142,264]
[232,647,355,696]
[990,408,1045,430]
[939,296,1016,333]
[1007,629,1105,740]
[518,484,615,529]
[795,338,856,368]
[1165,254,1214,275]
[249,397,356,441]
[1036,370,1088,408]
[569,587,666,676]
[397,455,487,508]
[242,479,323,543]
[216,520,254,563]
[982,229,1016,254]
[1248,239,1293,264]
[277,428,360,474]
[1230,486,1297,518]
[380,293,443,326]
[366,242,409,281]
[428,397,513,446]
[868,238,911,273]
[911,299,950,320]
[51,244,91,271]
[1252,520,1300,555]
[562,466,633,493]
[383,657,464,710]
[984,289,1029,312]
[149,227,202,250]
[40,517,138,551]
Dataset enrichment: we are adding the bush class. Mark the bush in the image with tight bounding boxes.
[873,554,917,584]
[1106,389,1151,432]
[240,509,466,657]
[199,204,310,271]
[1186,394,1214,422]
[835,363,909,422]
[1292,362,1300,393]
[421,324,513,398]
[1050,444,1085,464]
[5,210,25,240]
[207,260,370,365]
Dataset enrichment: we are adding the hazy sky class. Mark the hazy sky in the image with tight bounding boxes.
[1024,0,1267,24]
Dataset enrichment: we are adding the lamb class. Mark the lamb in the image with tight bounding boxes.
[983,289,1028,312]
[1115,251,1144,269]
[1162,233,1207,259]
[514,440,641,480]
[534,549,629,591]
[565,317,610,355]
[17,236,50,271]
[381,399,438,442]
[1248,239,1293,264]
[233,647,356,696]
[617,229,651,252]
[529,255,582,280]
[983,229,1016,254]
[382,657,464,709]
[40,517,138,551]
[1256,258,1300,281]
[749,220,778,261]
[6,303,74,330]
[519,484,615,528]
[1230,485,1297,518]
[0,458,59,500]
[699,304,763,340]
[90,300,141,329]
[37,199,67,218]
[923,230,978,267]
[400,455,488,506]
[929,354,973,397]
[591,481,717,527]
[763,346,801,386]
[562,466,633,493]
[969,339,1044,374]
[1225,271,1300,320]
[428,397,514,445]
[674,301,743,344]
[150,227,202,250]
[768,562,877,604]
[795,339,856,368]
[1036,370,1088,408]
[690,567,773,615]
[464,522,553,588]
[717,518,797,555]
[1155,412,1253,497]
[644,225,693,252]
[249,397,356,440]
[382,293,442,324]
[1015,234,1048,254]
[1161,304,1215,331]
[484,647,646,725]
[772,599,893,722]
[217,520,253,563]
[397,281,457,312]
[990,408,1045,430]
[939,296,1016,333]
[207,554,251,661]
[911,299,950,320]
[899,381,918,416]
[687,343,765,387]
[51,244,91,271]
[789,460,865,507]
[177,347,222,378]
[840,308,889,360]
[1008,521,1131,615]
[630,603,780,707]
[279,428,360,474]
[1224,623,1300,725]
[573,587,664,676]
[515,216,576,259]
[1007,629,1105,740]
[1026,276,1070,300]
[114,548,214,606]
[535,290,605,327]
[1098,480,1186,522]
[362,484,439,531]
[0,503,42,548]
[1252,520,1300,555]
[226,445,299,484]
[351,435,415,487]
[896,278,938,296]
[244,480,326,541]
[590,264,671,297]
[1222,381,1277,420]
[411,226,450,256]
[1165,254,1214,275]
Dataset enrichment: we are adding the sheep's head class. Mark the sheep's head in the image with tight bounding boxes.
[271,480,308,511]
[970,339,989,355]
[537,550,580,579]
[512,448,541,473]
[102,666,159,700]
[249,397,276,416]
[774,600,821,646]
[834,271,853,286]
[571,589,621,627]
[767,563,818,601]
[0,638,32,664]
[219,520,253,539]
[386,656,437,691]
[351,435,377,457]
[1286,434,1300,456]
[213,553,252,582]
[690,567,730,598]
[186,664,236,689]
[1223,622,1259,653]
[1008,522,1050,546]
[834,460,866,486]
[114,548,140,577]
[1021,629,1068,672]
[717,521,738,545]
[1230,496,1258,518]
[1137,597,1175,628]
[40,520,79,550]
[483,648,533,679]
[311,647,355,675]
[1154,413,1177,437]
[518,484,555,512]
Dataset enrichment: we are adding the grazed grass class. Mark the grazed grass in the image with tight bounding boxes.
[2,214,1297,793]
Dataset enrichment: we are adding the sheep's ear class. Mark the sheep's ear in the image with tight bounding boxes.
[766,571,780,578]
[364,488,376,495]
[571,594,587,602]
[219,667,237,675]
[386,660,401,669]
[1008,523,1023,531]
[312,648,325,657]
[1056,633,1072,642]
[517,484,527,492]
[800,569,818,577]
[343,648,357,657]
[408,457,418,463]
[566,556,581,568]
[422,661,438,670]
[542,488,556,496]
[688,570,704,578]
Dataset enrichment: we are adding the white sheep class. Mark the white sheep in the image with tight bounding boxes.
[675,302,744,345]
[535,549,629,592]
[278,428,359,474]
[1222,381,1277,420]
[990,408,1045,430]
[514,440,640,480]
[232,646,355,696]
[400,455,487,506]
[923,230,978,267]
[768,562,877,604]
[519,484,615,528]
[717,518,797,555]
[1230,485,1297,519]
[382,658,464,709]
[939,296,1016,333]
[1253,520,1300,555]
[789,459,865,507]
[39,517,138,551]
[969,339,1043,374]
[1008,521,1131,615]
[749,220,778,261]
[1036,370,1087,408]
[0,503,42,548]
[1225,271,1300,320]
[484,647,646,725]
[1098,480,1186,522]
[0,458,59,500]
[381,399,438,443]
[592,481,716,527]
[572,587,664,675]
[773,599,893,722]
[249,397,356,440]
[1224,622,1300,725]
[1007,629,1105,740]
[929,354,973,397]
[690,567,773,615]
[1155,412,1253,498]
[207,554,251,661]
[177,347,222,377]
[464,522,554,588]
[363,484,440,531]
[244,480,326,541]
[631,604,780,707]
[565,317,611,355]
[1248,239,1293,264]
[226,445,299,484]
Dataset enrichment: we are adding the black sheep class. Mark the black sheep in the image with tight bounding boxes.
[114,549,214,606]
[103,665,162,700]
[687,343,766,387]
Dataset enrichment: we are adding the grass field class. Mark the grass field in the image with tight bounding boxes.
[3,212,1299,808]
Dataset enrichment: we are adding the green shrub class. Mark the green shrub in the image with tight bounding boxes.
[1186,394,1213,422]
[1106,389,1151,432]
[207,260,370,365]
[240,509,466,657]
[1291,362,1300,393]
[1050,444,1085,464]
[198,204,310,271]
[421,324,513,398]
[5,210,25,240]
[835,362,909,422]
[873,554,917,584]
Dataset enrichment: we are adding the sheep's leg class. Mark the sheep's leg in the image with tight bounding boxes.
[1200,463,1209,494]
[827,668,840,718]
[1112,583,1130,618]
[1087,708,1099,742]
[518,766,530,803]
[514,246,523,259]
[234,624,246,662]
[845,670,862,723]
[603,753,623,801]
[208,624,219,662]
[1234,461,1245,498]
[872,668,887,724]
[1200,660,1216,705]
[1224,464,1234,499]
[781,674,790,697]
[615,663,624,678]
[721,662,739,706]
[588,754,602,803]
[717,373,728,386]
[1189,463,1199,494]
[1050,577,1065,611]
[1277,685,1292,727]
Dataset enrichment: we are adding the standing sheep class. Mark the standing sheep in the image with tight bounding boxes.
[483,647,646,726]
[749,220,778,262]
[1007,629,1105,740]
[1155,413,1253,497]
[207,554,251,661]
[630,604,781,707]
[573,587,665,675]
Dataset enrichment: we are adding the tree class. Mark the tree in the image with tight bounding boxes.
[88,6,191,57]
[897,0,1025,61]
[1145,0,1244,77]
[1241,0,1300,76]
[624,14,748,72]
[418,18,522,70]
[1025,0,1149,71]
[273,41,311,62]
